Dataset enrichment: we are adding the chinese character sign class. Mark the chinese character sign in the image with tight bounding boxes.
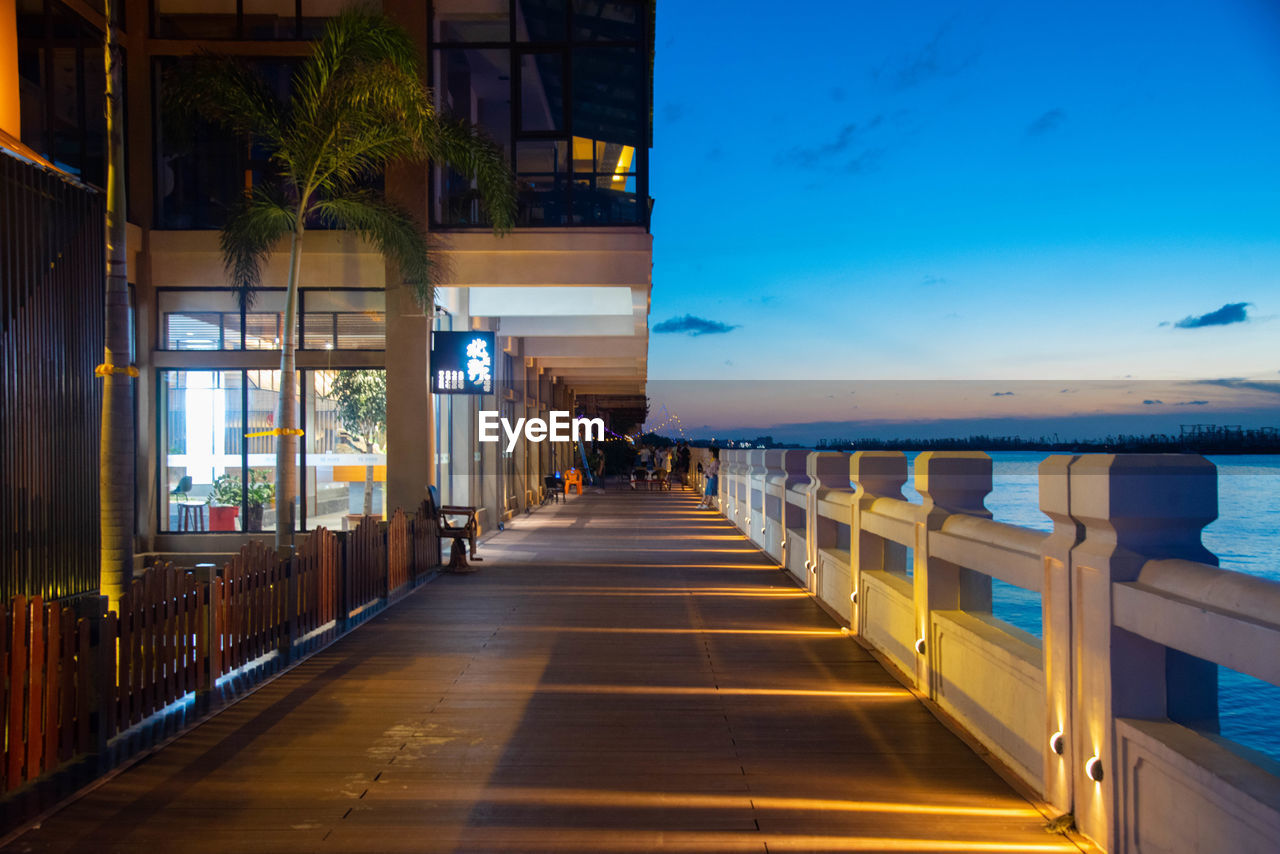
[432,331,496,395]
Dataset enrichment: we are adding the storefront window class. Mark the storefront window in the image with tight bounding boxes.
[160,371,244,531]
[305,370,386,530]
[160,369,300,533]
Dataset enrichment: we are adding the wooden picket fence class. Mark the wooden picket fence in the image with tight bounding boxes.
[346,517,386,613]
[115,563,205,729]
[413,502,438,580]
[295,527,338,636]
[0,596,93,792]
[0,507,441,794]
[387,510,411,596]
[211,541,284,678]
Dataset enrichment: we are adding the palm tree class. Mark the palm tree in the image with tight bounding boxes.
[101,0,133,608]
[168,8,515,547]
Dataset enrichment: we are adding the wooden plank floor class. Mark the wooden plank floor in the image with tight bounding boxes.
[3,489,1082,853]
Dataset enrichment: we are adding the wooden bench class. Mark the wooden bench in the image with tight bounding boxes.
[427,486,483,572]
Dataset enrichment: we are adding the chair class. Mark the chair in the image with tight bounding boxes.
[542,475,562,504]
[171,475,192,503]
[427,485,482,572]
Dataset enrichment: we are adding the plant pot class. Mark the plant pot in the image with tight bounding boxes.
[245,504,264,532]
[209,505,239,532]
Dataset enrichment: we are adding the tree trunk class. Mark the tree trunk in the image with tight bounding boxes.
[100,4,133,610]
[364,463,374,516]
[275,225,304,549]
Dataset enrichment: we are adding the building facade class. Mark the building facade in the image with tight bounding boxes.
[2,0,653,572]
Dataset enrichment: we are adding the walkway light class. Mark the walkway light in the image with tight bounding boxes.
[1086,755,1104,782]
[1049,731,1064,756]
[850,589,857,603]
[914,638,926,655]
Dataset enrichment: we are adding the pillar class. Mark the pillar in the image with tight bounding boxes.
[1066,454,1218,850]
[913,452,993,692]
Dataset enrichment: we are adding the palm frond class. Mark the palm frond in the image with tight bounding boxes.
[290,8,421,143]
[422,117,518,234]
[164,54,286,150]
[312,190,443,307]
[220,188,296,306]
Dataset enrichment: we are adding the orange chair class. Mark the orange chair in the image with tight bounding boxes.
[564,468,584,495]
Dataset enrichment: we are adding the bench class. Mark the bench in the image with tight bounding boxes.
[427,486,483,572]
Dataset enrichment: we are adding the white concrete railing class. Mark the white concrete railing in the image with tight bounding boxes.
[701,448,1280,854]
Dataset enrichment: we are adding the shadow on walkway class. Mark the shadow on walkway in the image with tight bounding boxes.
[4,489,1081,853]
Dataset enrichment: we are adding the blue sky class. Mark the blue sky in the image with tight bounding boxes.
[646,1,1280,436]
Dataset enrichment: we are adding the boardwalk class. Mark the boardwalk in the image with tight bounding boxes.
[5,489,1081,853]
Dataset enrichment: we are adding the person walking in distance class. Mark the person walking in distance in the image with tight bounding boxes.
[698,448,720,509]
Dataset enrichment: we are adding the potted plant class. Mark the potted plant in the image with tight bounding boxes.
[244,469,275,532]
[207,473,241,531]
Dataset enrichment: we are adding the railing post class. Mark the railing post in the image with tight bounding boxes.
[1065,453,1218,851]
[718,450,736,519]
[773,449,809,570]
[803,451,852,594]
[745,450,766,544]
[1038,454,1081,816]
[913,452,993,695]
[850,451,908,637]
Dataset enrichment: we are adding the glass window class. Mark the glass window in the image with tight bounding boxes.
[571,0,641,41]
[519,51,565,132]
[299,0,362,39]
[571,46,642,146]
[243,0,296,39]
[517,174,570,226]
[165,312,231,350]
[302,290,386,350]
[154,59,245,229]
[306,370,386,530]
[515,0,567,41]
[245,369,300,532]
[431,1,649,229]
[154,0,238,39]
[161,290,244,350]
[17,0,108,187]
[434,0,509,42]
[160,370,244,532]
[517,139,568,173]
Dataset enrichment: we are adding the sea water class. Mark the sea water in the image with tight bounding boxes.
[896,451,1280,763]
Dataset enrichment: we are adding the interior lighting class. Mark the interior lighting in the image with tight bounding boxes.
[1049,731,1065,756]
[914,638,927,655]
[1086,755,1104,782]
[850,589,858,603]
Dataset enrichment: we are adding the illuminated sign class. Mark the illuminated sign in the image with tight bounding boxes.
[431,331,495,395]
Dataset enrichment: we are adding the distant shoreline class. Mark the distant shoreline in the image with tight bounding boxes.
[678,434,1280,455]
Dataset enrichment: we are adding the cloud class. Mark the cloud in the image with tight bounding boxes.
[874,18,976,91]
[992,391,1015,397]
[1142,399,1164,405]
[1171,302,1251,329]
[652,314,740,337]
[846,148,885,174]
[1194,378,1280,395]
[1026,108,1066,136]
[780,117,884,168]
[1175,400,1210,406]
[920,274,947,287]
